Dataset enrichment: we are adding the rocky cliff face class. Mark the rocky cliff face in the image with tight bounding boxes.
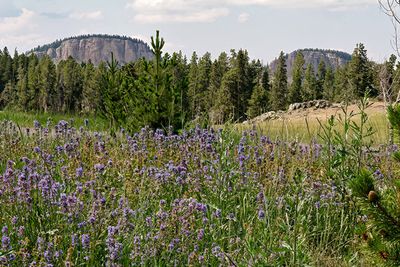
[31,35,154,65]
[269,49,352,81]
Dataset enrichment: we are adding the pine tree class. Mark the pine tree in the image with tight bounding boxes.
[348,43,375,98]
[322,67,335,101]
[169,51,189,129]
[27,55,40,111]
[206,52,229,112]
[1,47,13,93]
[213,68,237,123]
[235,49,252,120]
[151,31,176,129]
[334,65,350,102]
[247,67,270,118]
[124,31,179,131]
[288,52,305,104]
[38,56,56,113]
[98,53,128,130]
[382,54,398,103]
[348,104,400,265]
[82,61,100,114]
[58,56,83,112]
[188,52,200,119]
[12,50,19,81]
[269,51,288,111]
[196,52,212,115]
[0,49,3,94]
[0,81,16,108]
[302,63,317,101]
[316,60,327,99]
[16,65,28,111]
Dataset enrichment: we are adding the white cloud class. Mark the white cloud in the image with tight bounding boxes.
[70,10,103,20]
[126,0,376,23]
[0,33,51,52]
[127,0,230,23]
[0,8,52,52]
[238,12,249,23]
[229,0,376,8]
[134,8,229,23]
[127,0,218,12]
[131,34,151,44]
[0,8,36,33]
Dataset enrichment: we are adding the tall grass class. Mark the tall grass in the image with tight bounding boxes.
[238,108,390,144]
[0,110,108,132]
[0,101,393,265]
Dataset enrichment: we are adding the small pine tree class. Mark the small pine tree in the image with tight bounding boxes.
[349,104,400,265]
[16,65,28,111]
[269,51,288,111]
[348,43,375,98]
[188,52,200,119]
[288,52,304,104]
[322,67,335,101]
[98,53,127,130]
[247,67,269,118]
[0,81,16,108]
[302,63,317,101]
[316,60,326,99]
[213,69,237,123]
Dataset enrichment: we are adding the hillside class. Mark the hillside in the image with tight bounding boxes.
[30,34,154,65]
[269,48,352,81]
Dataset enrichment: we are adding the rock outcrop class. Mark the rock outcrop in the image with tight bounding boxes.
[269,49,351,81]
[243,110,285,124]
[244,100,332,124]
[30,35,154,65]
[288,100,331,112]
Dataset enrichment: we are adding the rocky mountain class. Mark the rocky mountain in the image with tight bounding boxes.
[30,34,154,65]
[269,48,352,81]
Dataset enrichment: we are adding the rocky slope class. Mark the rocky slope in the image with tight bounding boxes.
[30,34,154,65]
[269,49,352,81]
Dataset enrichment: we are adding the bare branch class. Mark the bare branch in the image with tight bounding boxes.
[379,0,400,25]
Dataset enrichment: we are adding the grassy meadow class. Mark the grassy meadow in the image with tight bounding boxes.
[0,101,396,266]
[239,102,390,144]
[0,110,109,132]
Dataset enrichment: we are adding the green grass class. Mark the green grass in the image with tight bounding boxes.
[0,104,393,265]
[0,110,109,132]
[237,109,390,144]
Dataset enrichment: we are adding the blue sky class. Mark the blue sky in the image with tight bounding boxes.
[0,0,395,63]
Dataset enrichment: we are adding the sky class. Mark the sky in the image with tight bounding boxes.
[0,0,396,63]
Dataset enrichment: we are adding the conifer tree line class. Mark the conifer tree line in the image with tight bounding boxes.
[0,34,394,131]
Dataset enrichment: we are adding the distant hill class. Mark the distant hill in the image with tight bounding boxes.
[269,48,352,81]
[29,34,154,65]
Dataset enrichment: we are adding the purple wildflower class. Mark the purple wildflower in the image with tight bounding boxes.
[2,235,10,250]
[81,234,90,249]
[94,163,105,173]
[2,226,8,234]
[197,229,205,240]
[213,209,221,218]
[258,209,265,219]
[34,120,41,129]
[76,167,83,177]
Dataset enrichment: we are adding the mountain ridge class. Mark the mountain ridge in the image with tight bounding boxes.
[269,48,352,81]
[30,34,154,65]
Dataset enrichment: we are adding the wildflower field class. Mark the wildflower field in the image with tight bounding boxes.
[0,104,397,266]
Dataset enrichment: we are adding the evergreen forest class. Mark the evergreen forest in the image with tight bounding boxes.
[0,32,392,132]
